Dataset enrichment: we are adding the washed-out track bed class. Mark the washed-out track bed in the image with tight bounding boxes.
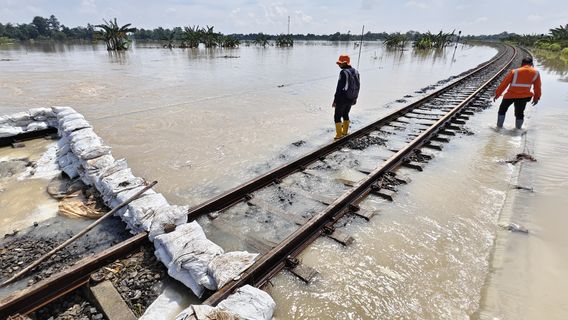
[0,43,525,318]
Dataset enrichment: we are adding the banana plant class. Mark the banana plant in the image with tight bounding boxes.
[95,18,135,51]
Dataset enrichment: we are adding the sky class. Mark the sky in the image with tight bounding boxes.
[0,0,566,35]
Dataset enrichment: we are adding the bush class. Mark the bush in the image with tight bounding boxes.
[549,43,562,51]
[561,47,568,58]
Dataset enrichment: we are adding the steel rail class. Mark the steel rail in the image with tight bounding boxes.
[186,45,511,221]
[0,233,148,317]
[204,45,518,305]
[0,44,516,317]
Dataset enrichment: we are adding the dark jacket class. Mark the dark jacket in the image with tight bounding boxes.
[334,66,360,105]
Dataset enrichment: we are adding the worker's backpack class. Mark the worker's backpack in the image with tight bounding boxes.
[343,68,360,101]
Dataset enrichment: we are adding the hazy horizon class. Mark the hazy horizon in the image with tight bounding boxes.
[1,0,566,36]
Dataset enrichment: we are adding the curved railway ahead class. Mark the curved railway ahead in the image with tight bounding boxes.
[1,43,525,318]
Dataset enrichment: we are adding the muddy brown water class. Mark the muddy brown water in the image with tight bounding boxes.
[3,42,566,319]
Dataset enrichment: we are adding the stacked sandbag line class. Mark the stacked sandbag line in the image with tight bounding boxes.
[1,107,275,317]
[175,285,276,320]
[0,107,57,138]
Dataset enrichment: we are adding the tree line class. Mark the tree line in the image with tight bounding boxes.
[0,14,459,44]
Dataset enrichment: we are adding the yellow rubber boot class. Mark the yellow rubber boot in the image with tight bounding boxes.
[342,120,350,137]
[334,123,343,140]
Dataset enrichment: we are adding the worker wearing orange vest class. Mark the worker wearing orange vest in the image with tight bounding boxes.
[493,57,541,129]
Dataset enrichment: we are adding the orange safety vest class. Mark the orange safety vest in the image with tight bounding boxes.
[495,65,542,100]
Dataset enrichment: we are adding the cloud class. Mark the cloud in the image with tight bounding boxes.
[527,14,543,22]
[474,16,488,23]
[405,1,428,9]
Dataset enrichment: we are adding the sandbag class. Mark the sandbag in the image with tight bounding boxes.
[175,286,275,320]
[208,251,258,289]
[175,305,236,320]
[29,107,55,121]
[0,126,23,138]
[147,205,189,241]
[26,121,48,131]
[154,222,222,297]
[216,285,276,320]
[61,117,91,132]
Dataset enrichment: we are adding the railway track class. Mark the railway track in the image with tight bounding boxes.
[0,43,524,318]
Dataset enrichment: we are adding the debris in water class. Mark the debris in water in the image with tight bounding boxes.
[512,185,534,192]
[501,223,529,234]
[506,153,537,165]
[291,140,306,147]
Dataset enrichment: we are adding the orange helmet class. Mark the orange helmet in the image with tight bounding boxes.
[336,54,350,65]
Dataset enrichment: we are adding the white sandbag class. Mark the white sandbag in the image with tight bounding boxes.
[175,305,224,320]
[82,154,115,182]
[154,222,222,297]
[147,205,189,241]
[29,107,55,121]
[5,111,32,127]
[217,285,276,320]
[26,121,48,131]
[0,115,9,125]
[61,117,91,132]
[70,136,112,160]
[122,193,169,229]
[61,161,80,179]
[52,106,75,115]
[69,127,97,143]
[0,126,23,138]
[154,223,207,263]
[174,238,223,292]
[98,158,128,180]
[79,145,112,160]
[97,168,145,204]
[57,152,77,168]
[58,113,85,128]
[56,136,70,156]
[139,285,189,320]
[208,251,259,289]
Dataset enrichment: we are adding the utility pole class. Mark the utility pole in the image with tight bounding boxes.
[357,25,364,69]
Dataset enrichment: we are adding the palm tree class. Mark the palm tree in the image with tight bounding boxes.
[219,35,240,48]
[383,33,407,49]
[180,26,201,48]
[550,24,568,40]
[95,18,135,51]
[202,25,219,48]
[253,33,269,47]
[275,34,293,47]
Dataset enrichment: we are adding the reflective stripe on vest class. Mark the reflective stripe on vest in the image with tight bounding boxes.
[511,69,539,88]
[343,70,350,91]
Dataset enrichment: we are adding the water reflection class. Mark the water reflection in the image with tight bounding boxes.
[533,49,568,81]
[107,50,129,64]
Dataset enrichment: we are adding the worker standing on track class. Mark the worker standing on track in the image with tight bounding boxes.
[493,56,541,129]
[332,54,360,140]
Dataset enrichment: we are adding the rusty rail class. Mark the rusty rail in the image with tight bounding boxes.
[0,44,519,317]
[204,45,518,305]
[186,45,510,221]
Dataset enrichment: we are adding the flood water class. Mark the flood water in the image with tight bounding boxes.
[2,41,566,319]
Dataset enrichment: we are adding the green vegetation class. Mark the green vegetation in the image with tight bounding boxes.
[504,24,568,52]
[180,26,201,48]
[383,33,407,49]
[414,30,455,49]
[0,36,13,45]
[95,18,135,51]
[253,33,269,47]
[0,15,95,41]
[275,34,293,47]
